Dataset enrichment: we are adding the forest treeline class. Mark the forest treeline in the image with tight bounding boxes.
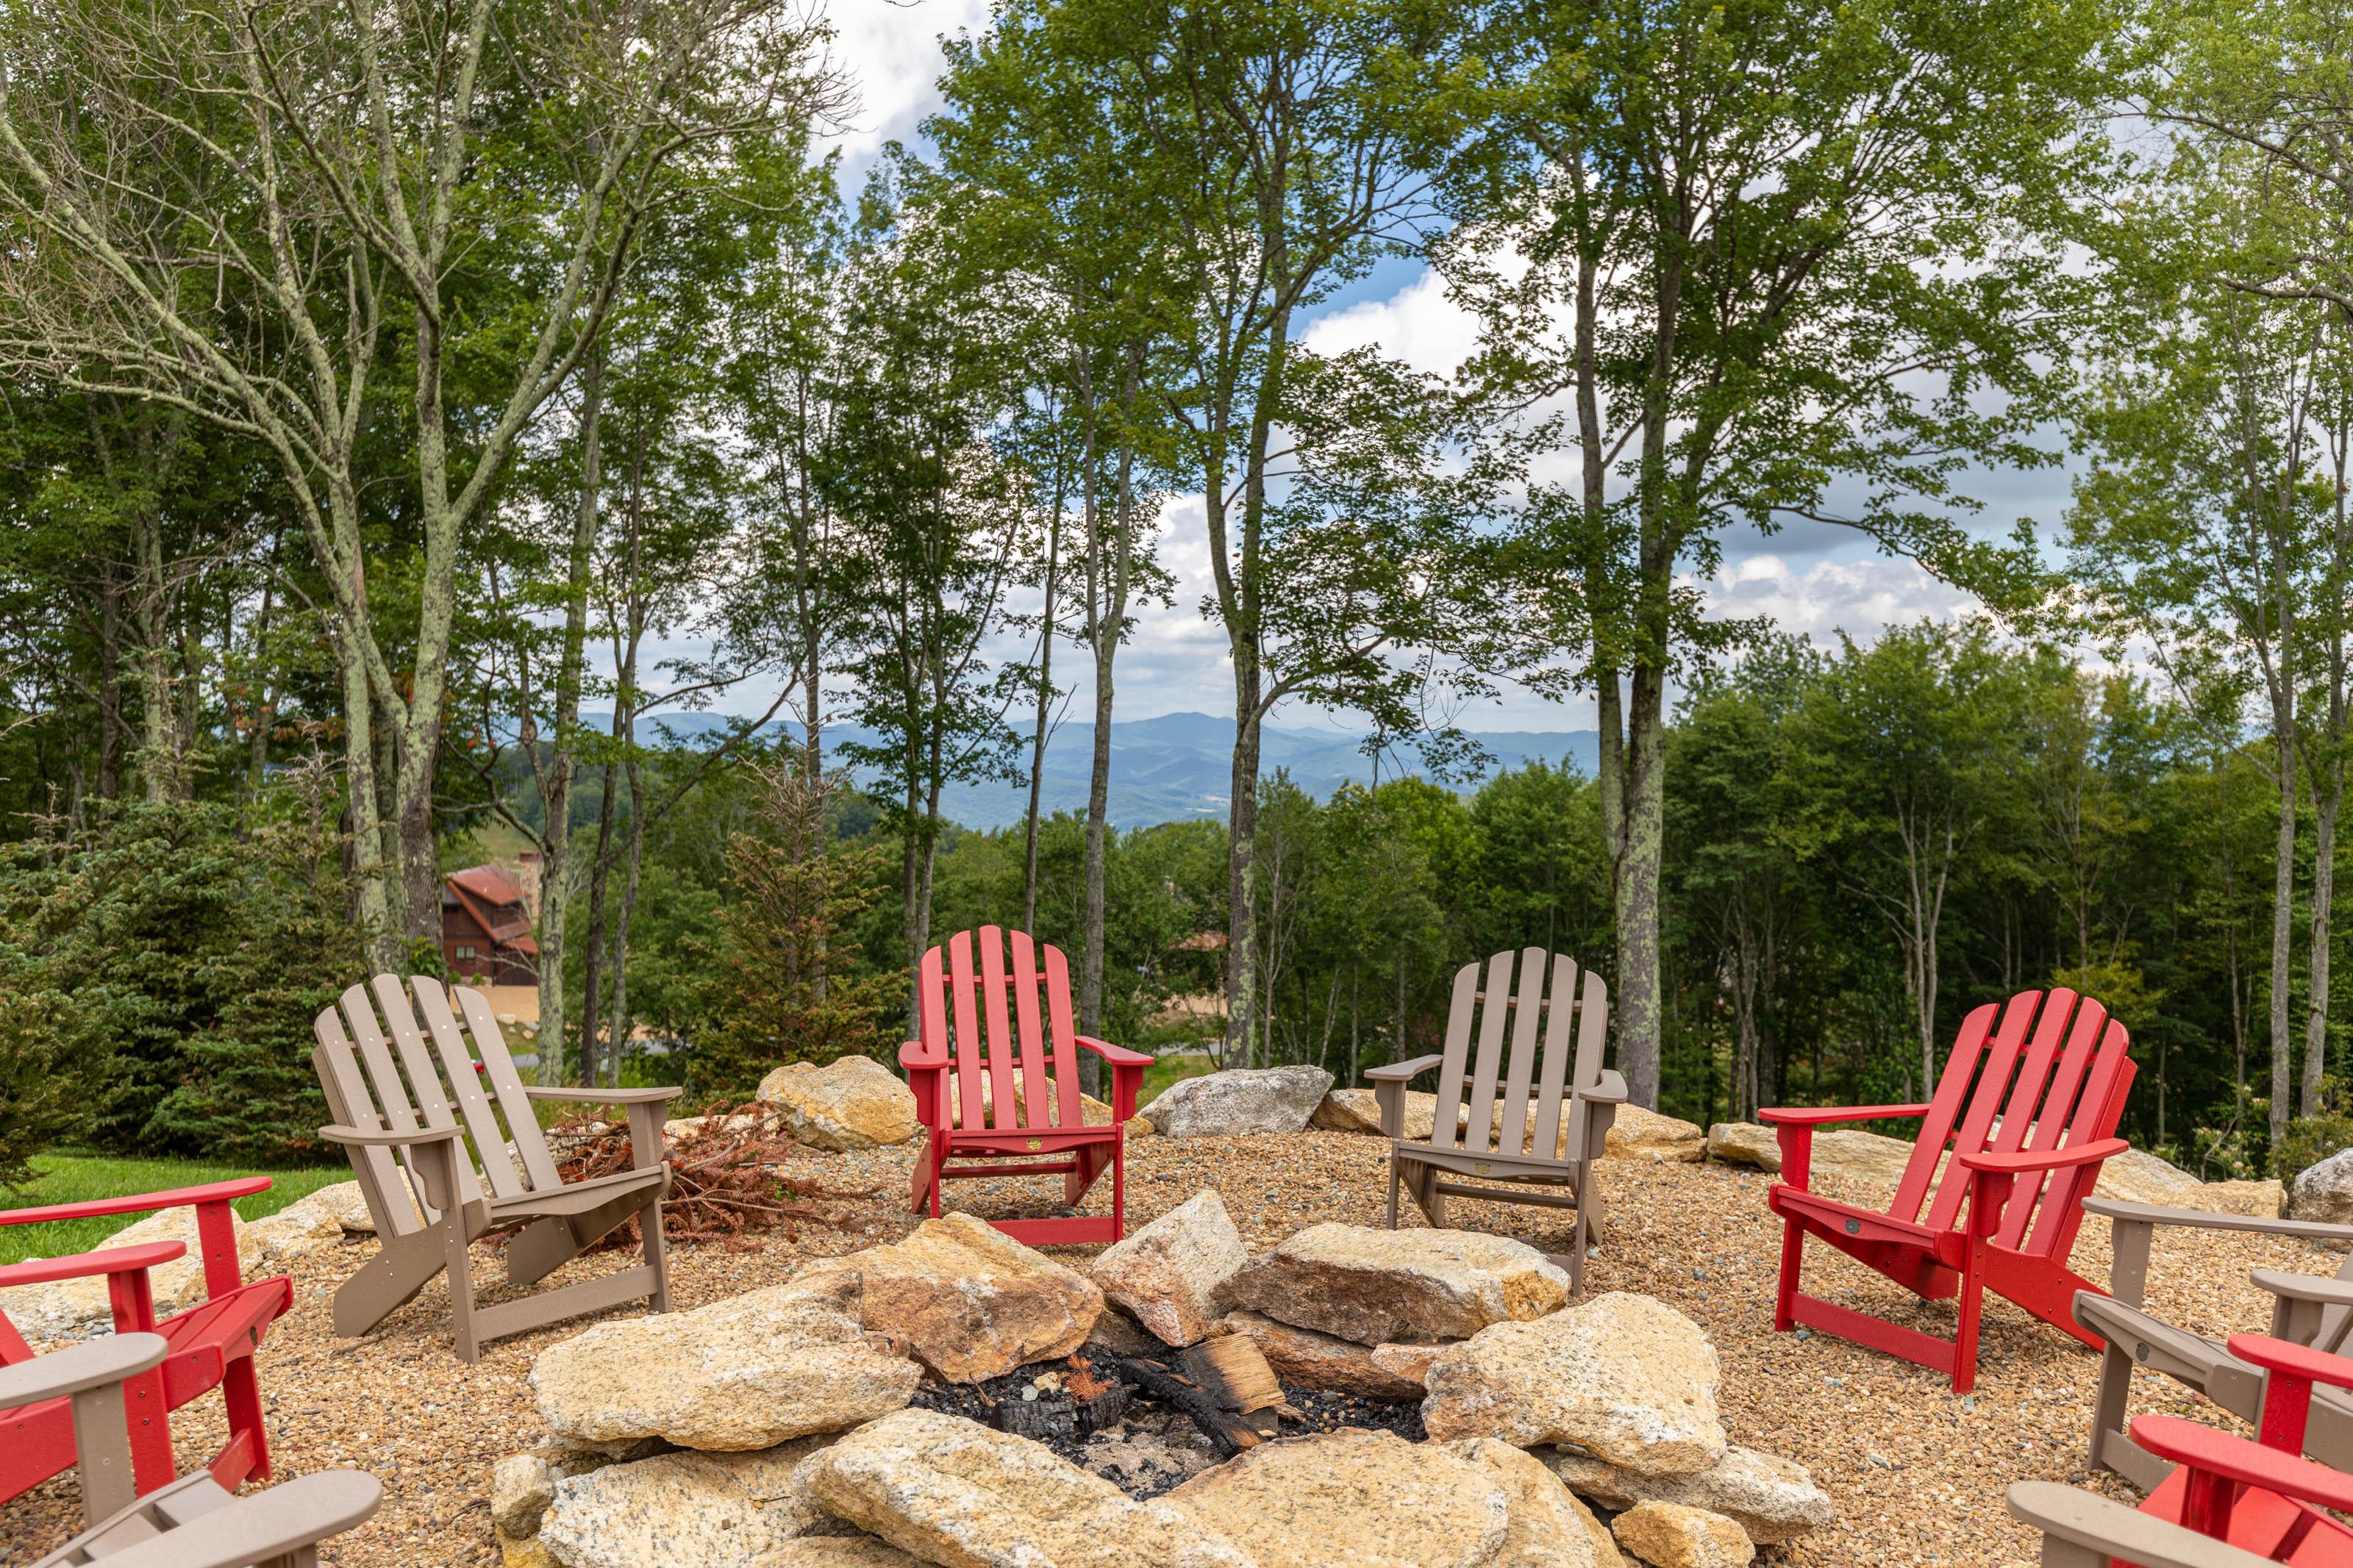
[1,0,2349,1180]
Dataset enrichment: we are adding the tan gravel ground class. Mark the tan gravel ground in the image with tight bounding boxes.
[0,1131,2323,1567]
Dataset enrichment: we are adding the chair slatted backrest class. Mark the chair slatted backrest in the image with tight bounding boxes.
[1421,948,1609,1161]
[1887,989,2135,1261]
[921,926,1083,1132]
[313,976,563,1232]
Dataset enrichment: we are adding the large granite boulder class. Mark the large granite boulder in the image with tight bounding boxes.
[1090,1189,1249,1347]
[1704,1124,1779,1171]
[1217,1311,1428,1402]
[0,1204,260,1337]
[1422,1292,1725,1475]
[1543,1447,1832,1545]
[2291,1148,2353,1225]
[1311,1088,1439,1139]
[1610,1503,1753,1568]
[758,1057,918,1150]
[1224,1224,1569,1345]
[1602,1106,1704,1163]
[2096,1148,2284,1217]
[538,1439,853,1568]
[800,1214,1102,1384]
[1448,1439,1624,1568]
[752,1543,926,1567]
[493,1454,559,1539]
[532,1270,918,1450]
[1167,1428,1507,1568]
[1141,1067,1333,1137]
[793,1408,1257,1568]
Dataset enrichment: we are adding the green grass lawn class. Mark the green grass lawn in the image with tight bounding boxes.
[0,1154,346,1266]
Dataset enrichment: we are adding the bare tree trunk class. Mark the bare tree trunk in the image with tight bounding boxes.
[1021,484,1062,933]
[1615,662,1665,1107]
[536,346,604,1071]
[96,559,124,803]
[2271,719,2299,1155]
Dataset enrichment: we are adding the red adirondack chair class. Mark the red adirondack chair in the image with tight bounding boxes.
[1764,987,2135,1393]
[0,1178,293,1507]
[900,926,1153,1245]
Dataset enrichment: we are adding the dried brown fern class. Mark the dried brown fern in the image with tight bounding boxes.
[535,1100,881,1253]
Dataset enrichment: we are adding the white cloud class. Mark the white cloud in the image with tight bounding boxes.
[820,0,991,162]
[1301,268,1479,380]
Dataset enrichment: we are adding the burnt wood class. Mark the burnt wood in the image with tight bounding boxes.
[1116,1357,1262,1458]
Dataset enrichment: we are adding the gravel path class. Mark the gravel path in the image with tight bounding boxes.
[0,1130,2322,1567]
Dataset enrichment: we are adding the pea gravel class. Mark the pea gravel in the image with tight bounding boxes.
[0,1131,2316,1566]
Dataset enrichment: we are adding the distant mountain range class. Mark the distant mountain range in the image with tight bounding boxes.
[604,709,1599,830]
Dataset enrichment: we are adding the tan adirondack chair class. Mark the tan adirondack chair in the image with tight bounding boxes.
[2007,1481,2283,1568]
[313,975,678,1361]
[1,1332,380,1567]
[1370,948,1621,1295]
[2077,1196,2353,1490]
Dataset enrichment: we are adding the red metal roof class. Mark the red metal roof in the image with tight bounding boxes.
[445,864,538,950]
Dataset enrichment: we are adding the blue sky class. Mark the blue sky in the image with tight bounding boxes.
[717,0,2075,740]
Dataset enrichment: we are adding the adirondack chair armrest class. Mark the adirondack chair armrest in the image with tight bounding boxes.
[1368,1054,1446,1139]
[2132,1412,2353,1514]
[2251,1267,2353,1313]
[1757,1103,1932,1125]
[321,1123,469,1211]
[0,1331,168,1409]
[0,1240,186,1291]
[1577,1070,1629,1106]
[99,1469,384,1568]
[1074,1035,1153,1068]
[0,1176,273,1228]
[2005,1481,2285,1568]
[899,1039,949,1072]
[1074,1037,1151,1122]
[1958,1137,2129,1176]
[2085,1197,2353,1242]
[1758,1104,1929,1191]
[318,1123,466,1148]
[522,1086,682,1104]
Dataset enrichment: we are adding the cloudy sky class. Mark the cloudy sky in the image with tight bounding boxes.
[716,0,2068,740]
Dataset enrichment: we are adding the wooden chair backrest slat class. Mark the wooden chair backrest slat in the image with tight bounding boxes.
[946,931,989,1128]
[1043,944,1084,1129]
[1007,931,1051,1133]
[921,928,1086,1132]
[335,982,485,1214]
[309,1010,421,1236]
[1889,1001,2004,1224]
[1412,951,1606,1161]
[1493,948,1546,1156]
[1527,955,1578,1160]
[408,980,527,1201]
[1562,967,1611,1160]
[2028,1031,2134,1261]
[1462,951,1515,1155]
[977,931,1019,1131]
[1921,992,2049,1236]
[1429,964,1481,1150]
[453,984,565,1192]
[1993,996,2114,1250]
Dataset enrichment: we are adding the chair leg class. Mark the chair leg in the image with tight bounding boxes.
[909,1136,937,1215]
[1386,1159,1403,1229]
[218,1353,271,1483]
[1568,1168,1591,1300]
[443,1214,482,1364]
[505,1217,585,1291]
[2087,1340,2135,1480]
[1774,1217,1804,1333]
[642,1189,671,1315]
[1952,1237,1985,1396]
[1112,1134,1126,1242]
[332,1228,449,1338]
